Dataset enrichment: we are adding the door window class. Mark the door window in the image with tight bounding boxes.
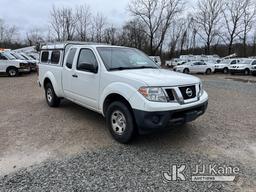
[231,60,236,64]
[66,48,77,69]
[77,49,98,73]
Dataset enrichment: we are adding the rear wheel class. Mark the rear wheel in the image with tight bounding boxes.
[45,83,60,107]
[7,67,18,77]
[205,68,211,75]
[183,68,189,74]
[106,101,135,144]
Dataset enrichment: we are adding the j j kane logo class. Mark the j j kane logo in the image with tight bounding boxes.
[162,163,240,183]
[186,88,193,97]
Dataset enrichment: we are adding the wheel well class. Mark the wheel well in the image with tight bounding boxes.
[43,78,52,89]
[103,93,133,116]
[6,66,17,72]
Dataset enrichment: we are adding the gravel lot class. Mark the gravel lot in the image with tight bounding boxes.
[0,73,255,191]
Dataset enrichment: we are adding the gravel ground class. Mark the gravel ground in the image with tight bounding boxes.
[0,73,255,191]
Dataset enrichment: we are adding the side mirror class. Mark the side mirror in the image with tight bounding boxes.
[78,62,98,73]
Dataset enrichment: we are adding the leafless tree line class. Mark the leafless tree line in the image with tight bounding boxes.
[1,0,256,57]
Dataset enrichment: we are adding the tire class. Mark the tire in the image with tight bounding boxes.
[7,67,18,77]
[45,83,60,107]
[183,68,189,74]
[106,101,135,144]
[205,68,211,75]
[223,68,229,74]
[244,69,250,75]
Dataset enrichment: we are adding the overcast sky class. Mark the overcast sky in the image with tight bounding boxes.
[0,0,131,37]
[0,0,195,38]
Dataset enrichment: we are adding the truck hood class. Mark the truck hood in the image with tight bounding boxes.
[112,69,200,86]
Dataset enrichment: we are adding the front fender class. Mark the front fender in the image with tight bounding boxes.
[43,71,62,97]
[99,82,139,113]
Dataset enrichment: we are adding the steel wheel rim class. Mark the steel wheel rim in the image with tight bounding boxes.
[111,110,126,135]
[9,69,16,76]
[47,88,53,103]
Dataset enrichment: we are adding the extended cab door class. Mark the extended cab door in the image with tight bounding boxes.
[70,48,100,110]
[62,48,77,98]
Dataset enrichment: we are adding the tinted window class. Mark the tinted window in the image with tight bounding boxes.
[77,49,98,71]
[41,52,49,62]
[252,60,256,65]
[231,60,236,64]
[51,51,60,64]
[66,48,77,69]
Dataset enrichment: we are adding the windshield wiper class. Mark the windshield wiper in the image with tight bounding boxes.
[109,67,134,71]
[132,66,157,69]
[109,66,158,71]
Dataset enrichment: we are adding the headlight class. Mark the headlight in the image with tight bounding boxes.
[199,81,204,96]
[138,87,167,102]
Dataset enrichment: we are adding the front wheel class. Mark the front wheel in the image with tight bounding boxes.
[244,69,250,75]
[7,67,18,77]
[223,68,229,74]
[45,83,60,107]
[106,101,135,144]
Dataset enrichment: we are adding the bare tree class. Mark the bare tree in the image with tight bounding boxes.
[50,6,78,41]
[221,0,248,55]
[92,13,107,43]
[104,26,117,45]
[76,5,92,41]
[240,0,256,56]
[0,19,19,45]
[195,0,223,54]
[168,18,187,57]
[26,28,44,46]
[129,0,183,55]
[118,20,149,50]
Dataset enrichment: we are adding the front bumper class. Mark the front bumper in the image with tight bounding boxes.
[18,68,31,72]
[133,100,208,134]
[229,69,246,74]
[214,68,224,72]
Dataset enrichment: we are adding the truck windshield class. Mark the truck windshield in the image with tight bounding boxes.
[3,52,16,60]
[97,47,158,71]
[240,59,252,64]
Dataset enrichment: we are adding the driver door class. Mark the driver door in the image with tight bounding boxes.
[190,62,199,73]
[70,48,100,110]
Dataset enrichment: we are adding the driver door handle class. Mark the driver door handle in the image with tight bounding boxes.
[72,74,78,78]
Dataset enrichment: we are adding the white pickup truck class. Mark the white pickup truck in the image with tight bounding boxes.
[0,51,30,77]
[38,42,208,143]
